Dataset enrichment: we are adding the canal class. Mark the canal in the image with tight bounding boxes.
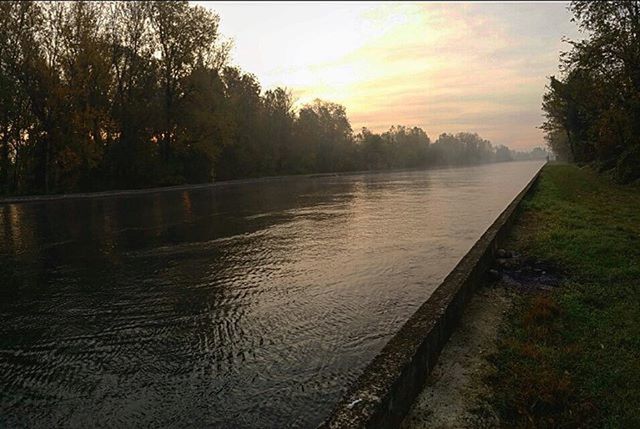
[0,160,543,428]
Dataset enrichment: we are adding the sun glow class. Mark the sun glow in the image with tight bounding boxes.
[195,1,579,149]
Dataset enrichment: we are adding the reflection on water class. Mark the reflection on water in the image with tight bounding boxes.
[0,161,543,428]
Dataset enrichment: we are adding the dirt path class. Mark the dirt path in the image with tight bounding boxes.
[401,284,515,429]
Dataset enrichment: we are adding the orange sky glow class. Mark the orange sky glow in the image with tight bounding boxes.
[195,1,581,150]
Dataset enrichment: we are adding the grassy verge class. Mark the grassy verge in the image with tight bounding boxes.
[490,164,640,428]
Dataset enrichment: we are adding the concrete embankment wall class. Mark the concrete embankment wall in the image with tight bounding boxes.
[320,164,545,429]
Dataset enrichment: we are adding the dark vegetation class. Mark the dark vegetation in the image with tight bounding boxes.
[490,164,640,427]
[542,1,640,183]
[0,1,547,196]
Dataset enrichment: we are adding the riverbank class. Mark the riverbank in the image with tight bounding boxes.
[406,164,640,427]
[0,173,315,205]
[490,163,640,427]
[0,160,541,205]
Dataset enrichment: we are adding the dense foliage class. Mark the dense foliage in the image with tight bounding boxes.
[542,1,640,183]
[0,1,543,196]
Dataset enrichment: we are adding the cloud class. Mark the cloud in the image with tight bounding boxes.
[198,1,579,150]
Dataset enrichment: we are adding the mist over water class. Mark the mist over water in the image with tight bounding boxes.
[0,161,543,428]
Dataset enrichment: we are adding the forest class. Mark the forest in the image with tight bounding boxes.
[542,1,640,183]
[0,1,544,196]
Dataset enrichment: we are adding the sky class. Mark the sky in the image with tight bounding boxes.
[194,1,581,150]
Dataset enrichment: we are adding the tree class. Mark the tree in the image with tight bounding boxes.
[295,99,354,173]
[216,67,263,179]
[357,127,390,170]
[177,67,232,183]
[0,1,519,196]
[262,87,296,174]
[543,1,640,182]
[381,126,431,168]
[495,145,513,162]
[0,2,34,193]
[104,1,160,188]
[150,1,227,167]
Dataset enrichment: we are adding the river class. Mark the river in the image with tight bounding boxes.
[0,160,543,428]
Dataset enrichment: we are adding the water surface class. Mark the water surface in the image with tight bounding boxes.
[0,161,543,428]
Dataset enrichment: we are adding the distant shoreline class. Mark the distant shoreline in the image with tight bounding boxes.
[0,159,544,205]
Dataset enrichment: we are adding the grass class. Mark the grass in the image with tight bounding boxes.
[490,164,640,428]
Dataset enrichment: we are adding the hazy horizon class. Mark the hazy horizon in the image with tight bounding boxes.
[196,1,581,151]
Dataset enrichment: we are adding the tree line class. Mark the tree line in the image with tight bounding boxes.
[543,0,640,183]
[0,1,542,196]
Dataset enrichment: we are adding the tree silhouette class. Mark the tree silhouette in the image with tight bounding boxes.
[0,1,541,196]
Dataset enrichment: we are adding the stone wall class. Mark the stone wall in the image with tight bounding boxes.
[320,164,544,429]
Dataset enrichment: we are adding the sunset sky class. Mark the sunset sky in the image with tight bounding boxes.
[196,1,581,150]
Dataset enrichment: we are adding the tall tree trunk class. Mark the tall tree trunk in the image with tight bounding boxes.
[44,136,50,193]
[0,128,9,195]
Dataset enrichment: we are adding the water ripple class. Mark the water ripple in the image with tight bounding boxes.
[0,161,544,428]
